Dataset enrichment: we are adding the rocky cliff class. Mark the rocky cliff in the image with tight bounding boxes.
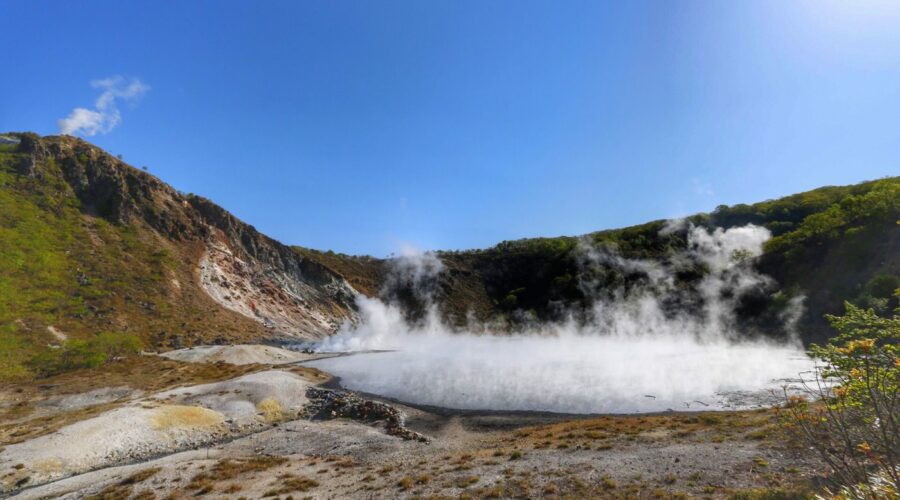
[2,133,359,351]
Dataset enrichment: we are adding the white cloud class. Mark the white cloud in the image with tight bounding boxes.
[58,76,149,136]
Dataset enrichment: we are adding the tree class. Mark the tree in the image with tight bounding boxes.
[781,293,899,496]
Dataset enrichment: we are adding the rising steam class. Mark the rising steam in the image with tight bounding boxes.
[305,224,814,414]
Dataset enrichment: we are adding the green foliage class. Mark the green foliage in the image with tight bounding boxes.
[0,333,29,379]
[709,179,895,235]
[501,287,526,309]
[765,179,900,257]
[590,220,687,259]
[855,274,900,314]
[0,159,84,324]
[0,149,174,380]
[492,236,577,256]
[469,178,899,333]
[781,295,900,493]
[28,332,143,377]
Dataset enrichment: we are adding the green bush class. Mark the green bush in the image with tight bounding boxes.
[855,274,900,314]
[28,332,143,377]
[781,293,899,494]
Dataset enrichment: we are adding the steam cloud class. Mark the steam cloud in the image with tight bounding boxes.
[58,76,149,136]
[306,224,813,414]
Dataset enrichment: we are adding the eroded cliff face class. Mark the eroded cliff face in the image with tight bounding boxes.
[192,208,357,339]
[19,133,359,340]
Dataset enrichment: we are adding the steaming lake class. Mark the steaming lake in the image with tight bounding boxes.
[303,334,816,414]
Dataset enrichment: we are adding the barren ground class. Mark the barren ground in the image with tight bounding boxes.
[1,346,822,499]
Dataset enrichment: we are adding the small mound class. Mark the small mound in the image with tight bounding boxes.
[0,370,312,493]
[150,405,224,429]
[159,344,315,365]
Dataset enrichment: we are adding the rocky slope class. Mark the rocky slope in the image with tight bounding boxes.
[1,133,359,376]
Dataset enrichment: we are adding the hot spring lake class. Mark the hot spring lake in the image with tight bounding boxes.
[301,335,817,414]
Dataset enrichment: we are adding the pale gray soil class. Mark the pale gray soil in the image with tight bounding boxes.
[158,344,325,365]
[0,370,313,492]
[2,346,823,499]
[10,403,819,499]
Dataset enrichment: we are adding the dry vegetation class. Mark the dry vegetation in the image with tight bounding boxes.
[179,409,810,499]
[86,467,160,500]
[0,355,261,446]
[11,380,822,499]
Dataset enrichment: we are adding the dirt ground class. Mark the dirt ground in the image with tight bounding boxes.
[2,349,823,499]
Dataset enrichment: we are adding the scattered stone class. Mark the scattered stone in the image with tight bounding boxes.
[304,387,428,442]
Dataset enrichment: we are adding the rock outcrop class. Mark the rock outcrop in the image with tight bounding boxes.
[12,132,359,339]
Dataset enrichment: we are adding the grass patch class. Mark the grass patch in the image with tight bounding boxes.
[456,475,480,488]
[210,456,288,478]
[730,488,813,499]
[119,467,160,485]
[273,474,319,494]
[600,475,617,489]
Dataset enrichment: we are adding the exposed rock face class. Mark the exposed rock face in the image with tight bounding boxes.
[17,133,359,339]
[188,195,358,337]
[198,234,353,338]
[305,387,428,442]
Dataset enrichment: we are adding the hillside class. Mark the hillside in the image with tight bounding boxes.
[301,180,900,344]
[1,132,898,380]
[0,133,359,378]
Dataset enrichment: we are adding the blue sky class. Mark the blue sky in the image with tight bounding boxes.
[2,1,899,256]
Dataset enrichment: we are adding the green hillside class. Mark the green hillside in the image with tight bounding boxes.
[304,177,900,344]
[2,132,897,381]
[0,134,276,379]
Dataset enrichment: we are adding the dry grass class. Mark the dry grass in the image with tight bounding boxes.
[120,467,161,485]
[209,456,288,478]
[273,474,320,494]
[502,409,778,451]
[256,397,284,422]
[87,467,160,499]
[398,476,414,490]
[456,475,480,488]
[183,456,289,496]
[149,405,223,429]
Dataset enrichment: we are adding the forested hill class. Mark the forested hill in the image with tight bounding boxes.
[301,177,900,344]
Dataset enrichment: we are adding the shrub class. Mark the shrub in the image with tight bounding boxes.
[28,332,142,376]
[780,295,899,494]
[0,334,30,379]
[90,331,143,360]
[397,476,413,490]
